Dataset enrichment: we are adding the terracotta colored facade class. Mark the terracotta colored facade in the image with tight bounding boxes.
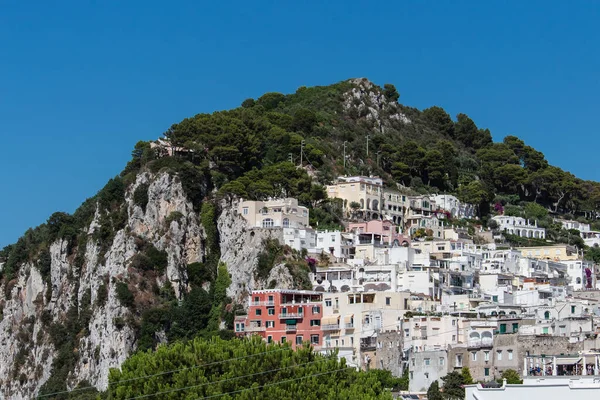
[235,289,324,349]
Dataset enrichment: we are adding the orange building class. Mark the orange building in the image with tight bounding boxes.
[235,289,324,349]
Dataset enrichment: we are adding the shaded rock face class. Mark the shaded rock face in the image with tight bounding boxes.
[0,172,293,399]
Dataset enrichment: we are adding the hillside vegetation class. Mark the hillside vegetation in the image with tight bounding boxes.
[0,78,599,397]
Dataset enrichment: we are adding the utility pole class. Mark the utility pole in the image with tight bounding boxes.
[343,141,348,171]
[376,150,381,167]
[366,135,370,157]
[300,140,305,167]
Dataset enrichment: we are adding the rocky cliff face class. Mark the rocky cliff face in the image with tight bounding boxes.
[0,172,295,399]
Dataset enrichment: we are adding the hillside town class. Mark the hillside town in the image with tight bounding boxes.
[234,175,600,397]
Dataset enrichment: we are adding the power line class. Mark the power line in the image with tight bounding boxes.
[123,358,333,400]
[35,347,289,399]
[194,367,354,400]
[36,287,555,398]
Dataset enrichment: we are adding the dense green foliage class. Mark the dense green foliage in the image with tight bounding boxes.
[427,380,443,400]
[499,369,523,384]
[107,336,394,399]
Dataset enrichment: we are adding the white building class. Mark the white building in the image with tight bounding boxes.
[492,215,546,239]
[282,227,317,252]
[466,354,600,400]
[433,194,476,219]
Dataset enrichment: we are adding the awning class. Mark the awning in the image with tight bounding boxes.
[285,319,297,325]
[344,314,354,324]
[554,357,582,365]
[322,315,340,325]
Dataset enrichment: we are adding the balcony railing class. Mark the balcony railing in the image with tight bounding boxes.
[279,313,303,319]
[285,325,297,332]
[345,323,354,330]
[321,324,341,331]
[250,301,275,307]
[245,326,266,332]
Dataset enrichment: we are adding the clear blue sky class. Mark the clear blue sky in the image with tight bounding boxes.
[1,1,598,247]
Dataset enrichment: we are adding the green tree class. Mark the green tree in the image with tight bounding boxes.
[427,380,443,400]
[423,106,454,137]
[107,337,394,399]
[441,371,466,399]
[383,83,400,102]
[500,369,523,384]
[461,366,474,385]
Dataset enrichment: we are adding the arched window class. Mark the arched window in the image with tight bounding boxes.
[282,218,290,228]
[372,200,379,211]
[544,311,550,320]
[366,199,371,210]
[262,218,274,228]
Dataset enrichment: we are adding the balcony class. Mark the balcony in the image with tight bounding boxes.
[345,323,354,330]
[245,325,266,333]
[279,313,303,319]
[321,324,341,331]
[285,325,297,332]
[250,300,275,307]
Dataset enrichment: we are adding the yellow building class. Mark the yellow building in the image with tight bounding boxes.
[516,244,579,261]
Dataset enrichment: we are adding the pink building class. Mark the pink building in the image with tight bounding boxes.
[235,289,324,349]
[348,220,410,246]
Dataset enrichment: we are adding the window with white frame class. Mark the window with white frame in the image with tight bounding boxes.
[497,350,502,361]
[508,350,513,360]
[484,351,490,361]
[471,351,477,361]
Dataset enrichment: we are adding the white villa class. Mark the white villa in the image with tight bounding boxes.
[492,215,546,239]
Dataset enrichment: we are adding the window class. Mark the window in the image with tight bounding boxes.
[312,306,320,314]
[331,235,335,242]
[283,218,290,228]
[439,357,445,366]
[268,308,275,315]
[424,358,430,366]
[262,218,274,228]
[455,354,463,367]
[266,321,274,328]
[325,299,332,307]
[471,352,477,361]
[484,368,490,377]
[571,305,576,314]
[281,337,286,343]
[452,335,456,341]
[267,336,272,343]
[386,297,391,306]
[242,207,249,215]
[254,296,260,304]
[235,323,242,332]
[508,350,513,360]
[310,335,319,345]
[484,351,490,361]
[512,323,519,333]
[497,351,502,361]
[296,336,303,345]
[255,309,262,316]
[542,327,549,334]
[310,320,321,327]
[544,311,550,320]
[452,319,456,326]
